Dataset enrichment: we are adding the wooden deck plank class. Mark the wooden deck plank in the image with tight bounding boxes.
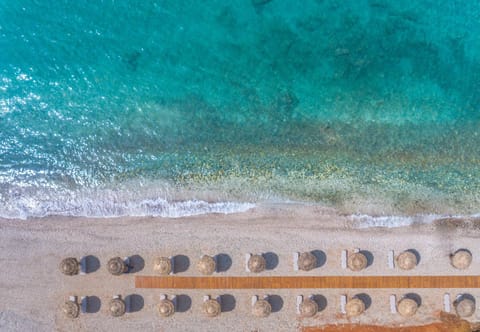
[135,275,480,289]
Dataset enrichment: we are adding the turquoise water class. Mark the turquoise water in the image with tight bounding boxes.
[0,1,479,218]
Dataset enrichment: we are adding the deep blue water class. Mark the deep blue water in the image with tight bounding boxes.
[0,1,479,218]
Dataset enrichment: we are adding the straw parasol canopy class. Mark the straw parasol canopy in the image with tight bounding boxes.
[348,252,368,271]
[397,298,418,317]
[59,257,80,276]
[253,299,272,317]
[299,298,318,318]
[345,298,365,317]
[455,298,476,317]
[396,251,417,270]
[107,257,128,276]
[158,299,175,317]
[298,252,317,271]
[451,250,472,270]
[109,298,126,317]
[196,255,216,275]
[248,254,266,273]
[62,301,80,318]
[202,299,221,317]
[153,257,172,275]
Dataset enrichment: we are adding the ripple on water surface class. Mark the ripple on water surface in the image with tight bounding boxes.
[0,1,479,218]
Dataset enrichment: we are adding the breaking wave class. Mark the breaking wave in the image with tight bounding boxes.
[349,213,478,228]
[0,185,254,220]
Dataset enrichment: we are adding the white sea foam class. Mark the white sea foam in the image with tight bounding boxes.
[349,213,472,228]
[0,185,255,219]
[0,199,254,220]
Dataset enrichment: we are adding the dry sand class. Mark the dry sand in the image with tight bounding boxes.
[1,202,480,332]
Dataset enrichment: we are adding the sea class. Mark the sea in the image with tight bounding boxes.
[0,0,479,219]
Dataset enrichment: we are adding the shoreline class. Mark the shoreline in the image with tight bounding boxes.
[1,203,480,331]
[3,199,480,230]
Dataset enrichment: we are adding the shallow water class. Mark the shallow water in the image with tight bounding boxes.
[0,1,479,218]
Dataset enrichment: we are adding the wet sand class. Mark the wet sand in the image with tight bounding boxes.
[1,203,480,332]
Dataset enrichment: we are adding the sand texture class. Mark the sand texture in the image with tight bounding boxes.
[1,203,480,331]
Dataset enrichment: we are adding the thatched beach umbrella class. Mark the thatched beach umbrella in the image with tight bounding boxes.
[298,252,317,271]
[202,299,221,317]
[451,250,472,270]
[59,257,80,276]
[455,298,475,317]
[248,254,266,273]
[158,299,175,317]
[153,257,172,275]
[299,298,318,318]
[347,252,368,271]
[396,251,417,270]
[62,301,80,318]
[109,298,126,317]
[196,255,216,275]
[397,298,418,317]
[253,299,272,317]
[345,298,365,317]
[107,257,128,276]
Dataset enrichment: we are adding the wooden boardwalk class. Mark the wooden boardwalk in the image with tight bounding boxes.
[135,275,480,289]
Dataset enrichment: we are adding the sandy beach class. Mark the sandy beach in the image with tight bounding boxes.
[1,203,480,332]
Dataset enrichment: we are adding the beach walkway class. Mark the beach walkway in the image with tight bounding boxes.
[135,275,480,289]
